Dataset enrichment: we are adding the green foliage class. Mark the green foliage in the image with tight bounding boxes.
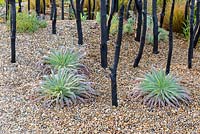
[110,14,119,35]
[39,69,95,107]
[123,18,134,34]
[95,12,101,24]
[0,0,5,6]
[7,12,47,33]
[81,14,87,22]
[131,69,191,108]
[44,48,83,70]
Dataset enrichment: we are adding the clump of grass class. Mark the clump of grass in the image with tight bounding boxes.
[39,69,95,107]
[7,12,47,33]
[163,0,185,33]
[130,69,191,108]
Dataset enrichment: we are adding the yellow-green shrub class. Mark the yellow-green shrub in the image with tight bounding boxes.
[163,0,185,33]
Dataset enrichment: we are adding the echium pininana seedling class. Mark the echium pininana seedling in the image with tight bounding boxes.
[130,69,191,108]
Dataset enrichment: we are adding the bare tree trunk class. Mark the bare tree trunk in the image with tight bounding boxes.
[160,0,166,28]
[133,0,147,67]
[36,0,40,17]
[152,0,159,54]
[88,0,91,19]
[100,0,108,68]
[61,0,64,20]
[166,0,175,74]
[188,0,195,68]
[194,0,200,48]
[91,0,95,19]
[18,0,22,12]
[107,0,116,40]
[126,0,133,20]
[80,0,84,15]
[110,5,124,107]
[43,0,46,16]
[70,0,77,18]
[52,0,57,34]
[76,0,83,45]
[134,0,142,42]
[10,0,16,63]
[6,0,9,21]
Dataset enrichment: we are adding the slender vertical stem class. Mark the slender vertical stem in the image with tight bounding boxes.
[134,0,142,42]
[133,0,147,67]
[188,0,195,68]
[88,0,91,19]
[166,0,175,74]
[100,0,108,68]
[126,0,133,20]
[18,0,22,12]
[10,0,16,63]
[160,0,166,28]
[28,0,30,13]
[76,0,83,45]
[110,5,124,107]
[152,0,159,54]
[52,0,57,34]
[43,0,46,15]
[36,0,40,17]
[6,0,9,21]
[194,0,200,48]
[107,0,115,40]
[61,0,64,20]
[91,0,95,19]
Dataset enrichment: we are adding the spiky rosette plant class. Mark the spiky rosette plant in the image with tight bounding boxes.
[39,69,96,107]
[44,48,85,70]
[130,69,191,108]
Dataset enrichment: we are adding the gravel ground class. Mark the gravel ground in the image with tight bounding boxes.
[0,20,200,133]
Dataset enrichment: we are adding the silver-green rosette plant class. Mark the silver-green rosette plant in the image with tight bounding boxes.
[39,69,96,107]
[130,69,191,108]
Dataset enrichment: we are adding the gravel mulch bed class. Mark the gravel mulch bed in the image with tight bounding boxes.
[0,20,200,133]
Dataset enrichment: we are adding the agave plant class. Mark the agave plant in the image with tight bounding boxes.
[44,48,84,70]
[39,69,96,107]
[130,69,191,108]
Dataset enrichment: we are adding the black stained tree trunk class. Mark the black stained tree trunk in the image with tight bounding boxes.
[135,0,142,42]
[152,0,159,54]
[6,0,9,21]
[76,0,83,45]
[28,0,30,13]
[70,0,76,18]
[166,0,175,74]
[160,0,166,28]
[107,0,116,40]
[110,5,124,107]
[133,0,147,67]
[126,0,133,20]
[106,0,110,14]
[52,0,57,34]
[36,0,40,17]
[91,0,95,19]
[88,0,91,19]
[188,0,195,69]
[80,0,84,15]
[61,0,64,20]
[185,0,191,20]
[115,0,118,12]
[100,0,108,68]
[10,0,16,63]
[18,0,22,12]
[194,0,200,48]
[43,0,46,15]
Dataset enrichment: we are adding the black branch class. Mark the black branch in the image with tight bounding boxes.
[188,0,195,69]
[70,0,77,18]
[166,0,175,74]
[61,0,64,20]
[10,0,16,63]
[126,0,133,20]
[110,5,124,107]
[36,0,40,17]
[51,0,57,34]
[18,0,22,12]
[76,0,83,45]
[88,0,91,19]
[133,0,147,67]
[91,0,95,19]
[100,0,108,68]
[107,0,116,40]
[134,0,142,42]
[160,0,166,28]
[152,0,159,54]
[194,0,200,48]
[43,0,46,15]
